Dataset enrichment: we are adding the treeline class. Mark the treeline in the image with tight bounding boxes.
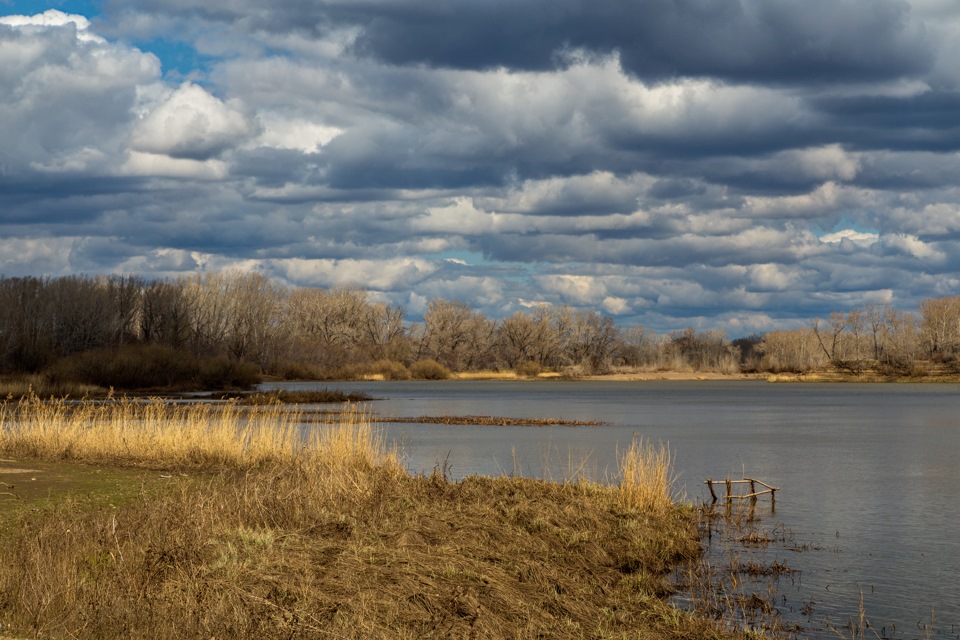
[2,272,959,388]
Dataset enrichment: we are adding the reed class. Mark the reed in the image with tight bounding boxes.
[0,395,399,474]
[618,436,677,514]
[0,374,107,400]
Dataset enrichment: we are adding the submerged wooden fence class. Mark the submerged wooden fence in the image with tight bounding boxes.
[704,477,779,507]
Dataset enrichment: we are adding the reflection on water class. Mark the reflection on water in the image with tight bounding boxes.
[263,379,960,638]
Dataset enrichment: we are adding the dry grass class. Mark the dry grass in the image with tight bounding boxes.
[0,375,107,400]
[0,397,748,640]
[0,395,396,474]
[618,437,677,514]
[222,389,374,405]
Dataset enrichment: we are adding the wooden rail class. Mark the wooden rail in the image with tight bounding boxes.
[704,477,779,506]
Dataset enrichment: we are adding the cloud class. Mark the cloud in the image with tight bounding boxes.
[0,9,104,43]
[820,229,880,246]
[0,11,160,175]
[216,0,933,84]
[131,82,260,160]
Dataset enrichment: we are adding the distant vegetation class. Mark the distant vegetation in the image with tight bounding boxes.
[2,272,960,391]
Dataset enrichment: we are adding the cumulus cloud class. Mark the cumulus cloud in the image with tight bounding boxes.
[0,11,160,175]
[131,83,260,159]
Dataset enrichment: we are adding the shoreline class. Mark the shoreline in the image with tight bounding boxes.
[448,370,960,383]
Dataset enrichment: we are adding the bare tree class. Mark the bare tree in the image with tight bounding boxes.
[416,298,494,370]
[140,280,191,349]
[758,328,825,373]
[499,311,538,367]
[48,275,113,356]
[104,274,146,346]
[223,272,285,366]
[0,277,55,371]
[919,295,960,358]
[360,301,407,361]
[288,287,369,368]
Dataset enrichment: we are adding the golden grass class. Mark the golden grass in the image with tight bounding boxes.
[0,375,107,400]
[618,437,677,514]
[0,396,747,639]
[0,395,398,474]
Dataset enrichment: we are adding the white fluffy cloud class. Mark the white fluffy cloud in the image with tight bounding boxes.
[131,83,260,160]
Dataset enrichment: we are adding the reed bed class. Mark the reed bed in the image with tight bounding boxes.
[0,375,108,400]
[0,395,398,474]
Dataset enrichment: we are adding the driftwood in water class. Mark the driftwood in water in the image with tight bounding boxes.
[704,477,779,507]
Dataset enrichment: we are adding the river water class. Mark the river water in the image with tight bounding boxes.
[262,379,960,639]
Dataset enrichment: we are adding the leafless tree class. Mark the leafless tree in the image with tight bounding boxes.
[919,295,960,358]
[360,301,408,361]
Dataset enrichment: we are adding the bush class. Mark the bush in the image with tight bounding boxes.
[409,359,451,380]
[515,361,542,378]
[368,359,411,380]
[45,344,261,391]
[264,359,328,381]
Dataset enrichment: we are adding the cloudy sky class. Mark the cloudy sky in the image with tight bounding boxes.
[2,0,960,333]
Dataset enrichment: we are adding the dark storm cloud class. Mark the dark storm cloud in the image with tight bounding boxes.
[352,0,930,83]
[811,90,960,152]
[105,0,933,83]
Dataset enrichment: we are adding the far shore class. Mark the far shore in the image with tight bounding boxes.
[438,370,960,383]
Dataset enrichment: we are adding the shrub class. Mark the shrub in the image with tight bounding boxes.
[409,359,451,380]
[45,344,260,391]
[368,359,411,380]
[264,359,328,381]
[515,361,542,378]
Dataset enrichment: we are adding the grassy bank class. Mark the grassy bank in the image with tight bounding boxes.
[0,398,748,639]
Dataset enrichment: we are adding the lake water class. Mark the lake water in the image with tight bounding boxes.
[263,379,960,639]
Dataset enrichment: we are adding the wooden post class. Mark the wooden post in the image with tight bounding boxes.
[749,479,757,506]
[725,478,732,504]
[706,478,718,503]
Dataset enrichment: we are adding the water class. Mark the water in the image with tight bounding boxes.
[262,379,960,638]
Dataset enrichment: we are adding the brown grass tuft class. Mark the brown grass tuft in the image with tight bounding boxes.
[618,437,677,514]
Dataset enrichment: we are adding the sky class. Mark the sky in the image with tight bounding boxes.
[2,0,960,334]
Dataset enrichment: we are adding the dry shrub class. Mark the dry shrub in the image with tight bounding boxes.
[367,359,411,380]
[45,344,260,391]
[0,468,717,639]
[409,359,451,380]
[515,360,542,378]
[0,396,396,473]
[263,358,328,380]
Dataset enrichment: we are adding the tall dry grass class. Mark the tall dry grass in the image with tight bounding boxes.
[618,437,676,514]
[0,374,107,400]
[0,395,399,475]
